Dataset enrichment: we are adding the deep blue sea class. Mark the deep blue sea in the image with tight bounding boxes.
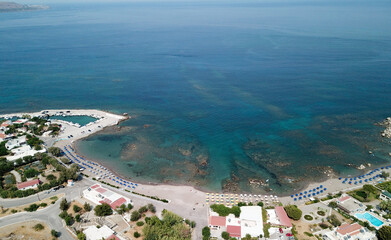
[1,0,391,194]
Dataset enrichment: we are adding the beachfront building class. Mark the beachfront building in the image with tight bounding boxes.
[209,216,226,230]
[17,179,40,190]
[336,195,365,214]
[239,206,263,238]
[83,184,132,209]
[209,206,264,239]
[322,223,376,240]
[380,190,391,202]
[83,225,122,240]
[267,206,292,229]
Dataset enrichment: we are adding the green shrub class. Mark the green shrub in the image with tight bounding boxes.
[317,211,326,216]
[284,205,302,220]
[94,203,112,216]
[136,221,144,226]
[304,215,313,221]
[73,205,81,213]
[131,210,141,221]
[134,232,141,238]
[33,223,44,231]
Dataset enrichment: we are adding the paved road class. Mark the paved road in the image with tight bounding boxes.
[0,198,74,240]
[0,177,92,208]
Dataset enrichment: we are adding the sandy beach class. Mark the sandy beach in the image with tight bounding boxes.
[2,109,390,209]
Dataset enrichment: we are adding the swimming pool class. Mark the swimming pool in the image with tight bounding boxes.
[355,212,384,227]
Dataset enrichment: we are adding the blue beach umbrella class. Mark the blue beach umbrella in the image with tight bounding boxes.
[294,198,297,201]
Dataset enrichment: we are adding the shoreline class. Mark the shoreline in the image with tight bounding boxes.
[3,109,391,203]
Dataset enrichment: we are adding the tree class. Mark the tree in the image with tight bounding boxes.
[51,229,59,237]
[222,231,230,240]
[257,201,264,207]
[363,184,377,194]
[381,171,390,179]
[48,147,62,157]
[94,203,112,216]
[202,226,211,238]
[24,168,38,178]
[284,205,302,220]
[134,232,141,238]
[33,223,44,231]
[328,201,338,208]
[377,226,391,240]
[75,214,81,222]
[77,232,86,240]
[328,214,341,227]
[60,199,69,211]
[0,142,8,156]
[147,203,156,213]
[73,204,81,213]
[83,202,91,212]
[131,210,141,221]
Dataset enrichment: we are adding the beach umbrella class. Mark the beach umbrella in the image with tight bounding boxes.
[312,193,315,196]
[294,198,297,201]
[339,177,342,180]
[320,190,323,193]
[299,197,302,200]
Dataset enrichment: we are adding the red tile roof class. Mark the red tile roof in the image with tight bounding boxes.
[338,196,351,202]
[106,234,120,240]
[17,179,40,190]
[91,184,100,189]
[227,225,241,238]
[96,187,107,194]
[110,197,127,209]
[275,206,292,228]
[337,223,362,236]
[209,216,226,227]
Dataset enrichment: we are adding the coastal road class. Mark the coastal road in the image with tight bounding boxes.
[0,178,91,208]
[0,198,74,240]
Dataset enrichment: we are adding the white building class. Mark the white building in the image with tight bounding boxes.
[83,225,119,240]
[322,223,376,240]
[17,179,40,190]
[337,195,366,214]
[240,206,263,238]
[83,184,132,209]
[7,147,46,161]
[5,135,27,150]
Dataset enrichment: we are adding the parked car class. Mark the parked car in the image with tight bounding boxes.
[279,228,283,233]
[286,233,293,236]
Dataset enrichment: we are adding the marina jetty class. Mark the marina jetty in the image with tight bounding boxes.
[0,109,128,144]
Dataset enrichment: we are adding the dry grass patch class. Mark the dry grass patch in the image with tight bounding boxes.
[0,220,52,240]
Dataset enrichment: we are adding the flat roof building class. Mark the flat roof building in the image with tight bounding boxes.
[240,206,263,238]
[83,184,132,209]
[322,223,376,240]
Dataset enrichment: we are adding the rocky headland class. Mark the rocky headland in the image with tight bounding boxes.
[0,1,48,12]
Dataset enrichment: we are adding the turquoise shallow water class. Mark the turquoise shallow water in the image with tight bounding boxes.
[1,0,391,194]
[49,116,98,126]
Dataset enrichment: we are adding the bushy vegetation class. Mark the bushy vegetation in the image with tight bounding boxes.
[328,214,341,227]
[143,210,191,240]
[210,204,241,217]
[0,153,79,199]
[377,225,391,240]
[304,215,313,221]
[24,203,39,212]
[33,223,44,231]
[94,203,113,216]
[284,205,302,220]
[349,184,379,202]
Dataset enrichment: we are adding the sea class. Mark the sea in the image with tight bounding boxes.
[1,0,391,195]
